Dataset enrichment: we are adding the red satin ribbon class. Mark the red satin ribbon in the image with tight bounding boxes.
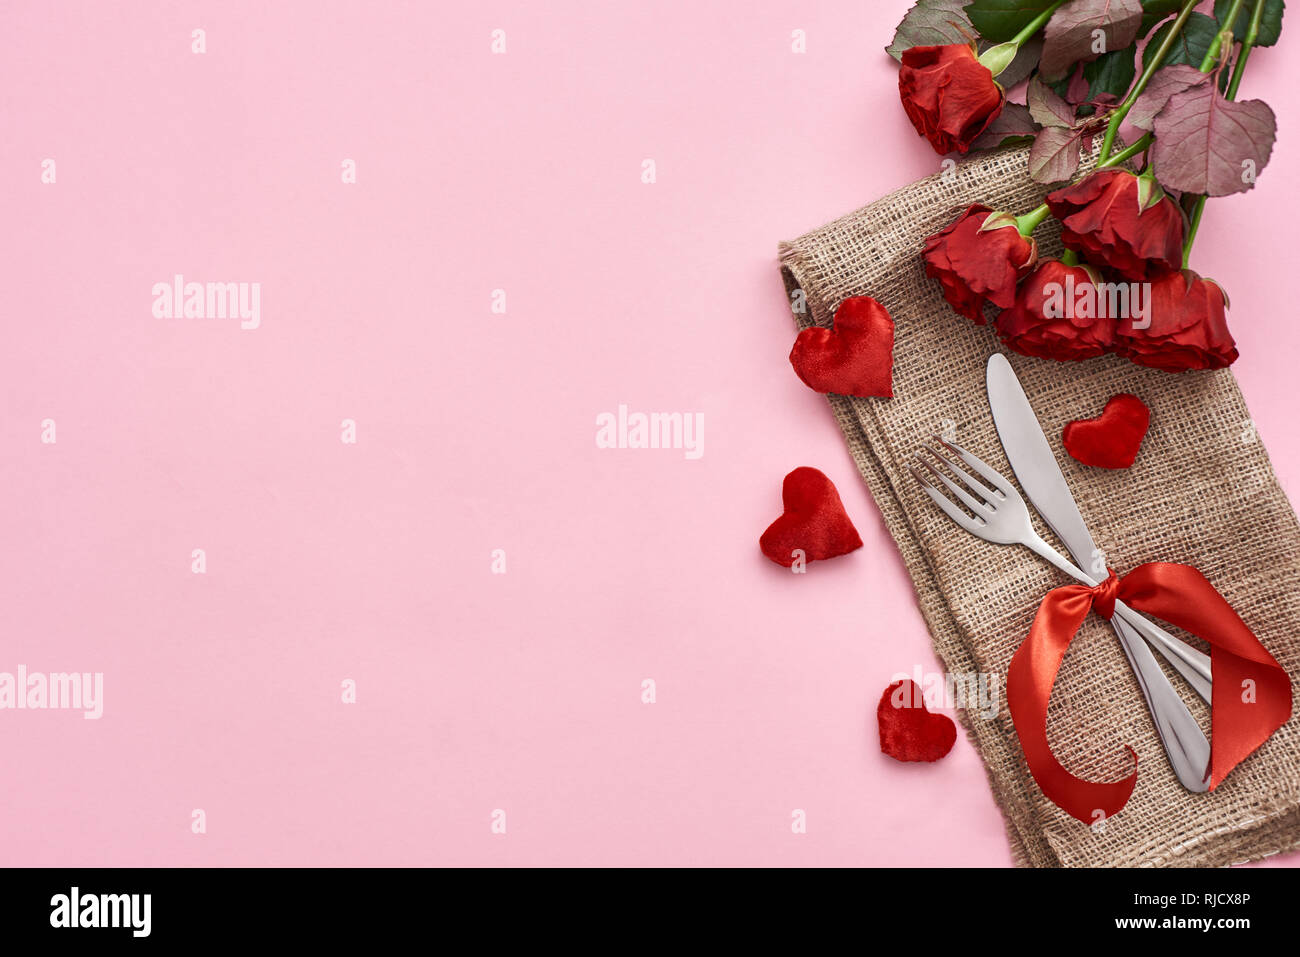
[1007,563,1292,824]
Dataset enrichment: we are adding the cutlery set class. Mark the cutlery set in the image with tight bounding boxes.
[911,354,1213,792]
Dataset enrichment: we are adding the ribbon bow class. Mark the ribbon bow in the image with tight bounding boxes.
[1007,563,1291,824]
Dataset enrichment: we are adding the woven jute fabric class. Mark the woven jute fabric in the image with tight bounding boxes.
[777,144,1300,868]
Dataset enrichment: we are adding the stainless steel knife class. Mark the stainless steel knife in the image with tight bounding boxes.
[986,353,1211,793]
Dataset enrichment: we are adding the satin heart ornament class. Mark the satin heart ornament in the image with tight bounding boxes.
[788,296,894,398]
[1062,393,1150,469]
[759,467,863,567]
[877,679,957,762]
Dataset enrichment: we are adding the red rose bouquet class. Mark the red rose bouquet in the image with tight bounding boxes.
[888,0,1281,372]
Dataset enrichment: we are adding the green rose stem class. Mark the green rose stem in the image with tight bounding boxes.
[1183,0,1264,265]
[1097,0,1202,164]
[1099,135,1151,169]
[1008,0,1069,47]
[1199,0,1247,73]
[1014,205,1053,236]
[1225,0,1266,97]
[977,0,1070,76]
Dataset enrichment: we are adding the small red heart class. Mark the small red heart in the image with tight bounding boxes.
[1062,393,1150,469]
[759,467,863,568]
[877,679,957,763]
[789,296,895,398]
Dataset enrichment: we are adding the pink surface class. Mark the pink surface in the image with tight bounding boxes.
[2,1,1297,867]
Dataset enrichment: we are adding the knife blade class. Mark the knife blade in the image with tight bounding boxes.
[986,353,1211,792]
[986,354,1104,569]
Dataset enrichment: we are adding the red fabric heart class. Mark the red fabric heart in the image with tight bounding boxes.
[877,679,957,763]
[759,467,863,567]
[1062,393,1150,469]
[789,296,894,398]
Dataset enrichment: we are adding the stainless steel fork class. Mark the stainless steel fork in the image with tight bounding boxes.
[909,437,1211,793]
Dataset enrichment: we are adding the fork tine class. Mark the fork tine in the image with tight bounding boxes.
[909,464,984,533]
[914,453,991,517]
[939,438,1019,499]
[923,435,999,505]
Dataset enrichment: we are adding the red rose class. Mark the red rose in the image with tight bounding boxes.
[923,205,1037,323]
[1114,270,1237,372]
[899,44,1005,155]
[1045,169,1185,280]
[995,260,1117,361]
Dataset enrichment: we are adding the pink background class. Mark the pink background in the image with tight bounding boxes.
[2,1,1297,866]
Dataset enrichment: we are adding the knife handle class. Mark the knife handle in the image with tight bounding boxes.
[1109,614,1211,794]
[1112,602,1213,704]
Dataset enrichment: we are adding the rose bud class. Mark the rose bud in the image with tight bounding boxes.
[995,260,1117,361]
[1045,169,1185,280]
[923,205,1038,323]
[1114,270,1237,372]
[898,44,1005,155]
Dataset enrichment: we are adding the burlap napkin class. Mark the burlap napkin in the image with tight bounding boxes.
[778,143,1300,867]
